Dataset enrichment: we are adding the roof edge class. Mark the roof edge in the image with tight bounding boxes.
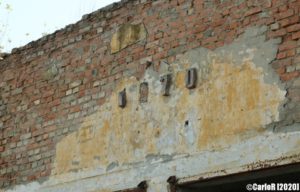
[0,0,135,60]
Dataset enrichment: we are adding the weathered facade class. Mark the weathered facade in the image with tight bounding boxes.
[1,0,300,191]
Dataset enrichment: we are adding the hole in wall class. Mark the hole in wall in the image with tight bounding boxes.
[185,120,189,126]
[155,130,160,137]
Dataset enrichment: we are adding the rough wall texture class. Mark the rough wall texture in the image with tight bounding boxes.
[0,0,300,191]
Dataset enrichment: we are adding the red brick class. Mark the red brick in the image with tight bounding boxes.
[287,23,300,32]
[292,31,300,40]
[277,52,287,59]
[276,9,294,20]
[42,90,55,98]
[281,71,300,81]
[3,70,15,81]
[244,7,262,17]
[222,9,230,16]
[70,105,81,113]
[276,67,286,75]
[278,41,297,51]
[286,49,296,57]
[279,18,290,27]
[50,99,61,107]
[295,56,300,63]
[279,4,288,12]
[268,28,287,38]
[27,175,37,181]
[287,16,299,27]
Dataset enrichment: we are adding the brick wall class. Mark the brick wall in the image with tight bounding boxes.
[0,0,300,190]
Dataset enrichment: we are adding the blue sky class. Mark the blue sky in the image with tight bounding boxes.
[0,0,119,52]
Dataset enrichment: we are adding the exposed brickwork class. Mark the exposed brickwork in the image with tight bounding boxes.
[0,0,300,189]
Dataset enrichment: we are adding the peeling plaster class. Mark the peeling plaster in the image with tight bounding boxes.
[6,26,296,192]
[6,131,300,192]
[52,26,286,176]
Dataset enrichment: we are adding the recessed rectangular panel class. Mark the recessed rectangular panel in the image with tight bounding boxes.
[118,89,127,108]
[185,68,197,89]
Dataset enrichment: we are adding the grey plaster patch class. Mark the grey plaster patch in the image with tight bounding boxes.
[175,26,282,87]
[176,48,212,85]
[183,120,196,146]
[217,26,281,87]
[273,123,300,133]
[146,154,174,163]
[159,60,172,75]
[44,63,59,80]
[129,84,137,93]
[106,161,119,172]
[143,67,163,96]
[43,59,64,80]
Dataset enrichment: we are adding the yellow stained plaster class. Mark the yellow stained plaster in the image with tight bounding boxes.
[53,58,285,176]
[111,23,147,54]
